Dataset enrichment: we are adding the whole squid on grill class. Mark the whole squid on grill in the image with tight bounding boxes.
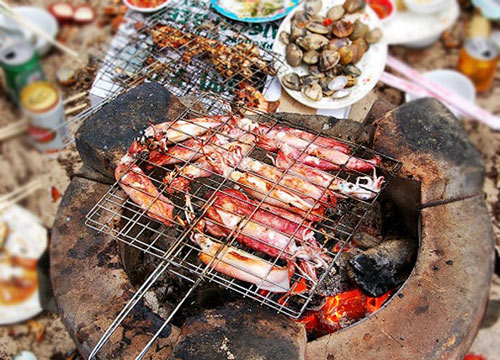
[201,189,328,282]
[191,232,294,293]
[145,123,252,167]
[138,116,228,152]
[163,133,257,193]
[115,141,175,227]
[272,150,385,201]
[231,117,381,172]
[280,143,381,172]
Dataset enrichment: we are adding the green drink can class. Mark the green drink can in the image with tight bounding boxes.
[0,41,45,105]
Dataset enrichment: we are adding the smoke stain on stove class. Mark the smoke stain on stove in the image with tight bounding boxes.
[414,304,429,315]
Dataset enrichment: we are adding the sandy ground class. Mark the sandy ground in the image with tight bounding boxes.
[0,2,498,359]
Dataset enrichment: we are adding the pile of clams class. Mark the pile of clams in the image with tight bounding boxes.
[280,0,382,102]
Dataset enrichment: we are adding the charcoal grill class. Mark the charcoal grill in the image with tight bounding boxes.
[49,0,494,358]
[84,93,401,358]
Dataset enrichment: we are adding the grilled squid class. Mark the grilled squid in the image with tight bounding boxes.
[191,232,293,293]
[115,141,175,227]
[231,117,379,172]
[203,189,328,282]
[273,150,385,201]
[138,116,228,152]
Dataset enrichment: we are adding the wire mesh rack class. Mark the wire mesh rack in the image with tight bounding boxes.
[58,0,284,151]
[85,91,401,359]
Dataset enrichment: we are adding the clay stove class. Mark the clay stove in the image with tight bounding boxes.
[50,83,494,359]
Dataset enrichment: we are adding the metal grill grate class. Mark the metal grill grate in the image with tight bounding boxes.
[85,93,401,358]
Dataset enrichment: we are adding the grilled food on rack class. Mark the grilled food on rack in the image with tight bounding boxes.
[115,141,175,227]
[151,25,277,79]
[115,112,385,291]
[191,232,294,293]
[201,189,328,282]
[272,150,384,201]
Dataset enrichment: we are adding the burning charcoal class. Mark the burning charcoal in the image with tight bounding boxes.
[352,231,383,250]
[348,239,416,297]
[316,252,356,296]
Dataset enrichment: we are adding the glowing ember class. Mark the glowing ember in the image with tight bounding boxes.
[463,355,487,360]
[297,288,392,337]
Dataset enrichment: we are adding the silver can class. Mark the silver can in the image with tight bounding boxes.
[20,81,69,154]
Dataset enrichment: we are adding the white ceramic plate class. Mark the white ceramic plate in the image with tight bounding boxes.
[123,0,170,13]
[273,0,388,110]
[0,205,47,325]
[381,0,459,45]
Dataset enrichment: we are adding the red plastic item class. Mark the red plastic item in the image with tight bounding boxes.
[366,0,394,19]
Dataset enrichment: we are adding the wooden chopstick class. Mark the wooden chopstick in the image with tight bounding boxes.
[63,91,88,105]
[0,178,43,213]
[0,0,82,61]
[65,103,88,116]
[0,119,28,142]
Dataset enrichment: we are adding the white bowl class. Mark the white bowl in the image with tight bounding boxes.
[405,69,476,119]
[123,0,170,13]
[403,0,451,14]
[0,7,58,56]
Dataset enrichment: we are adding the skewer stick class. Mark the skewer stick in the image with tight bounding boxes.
[65,103,88,116]
[0,178,43,212]
[63,91,88,105]
[0,0,82,62]
[0,119,28,142]
[386,55,500,130]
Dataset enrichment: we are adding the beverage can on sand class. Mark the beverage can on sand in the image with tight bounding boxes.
[0,41,45,104]
[20,81,69,154]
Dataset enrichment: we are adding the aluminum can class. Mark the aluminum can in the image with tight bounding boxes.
[457,37,499,92]
[0,41,45,104]
[20,81,69,154]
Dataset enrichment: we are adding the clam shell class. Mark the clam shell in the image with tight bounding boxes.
[285,43,303,67]
[280,31,290,45]
[282,73,302,91]
[319,50,340,71]
[332,20,354,38]
[302,83,323,101]
[296,34,329,51]
[304,0,323,15]
[303,50,320,65]
[326,5,345,21]
[328,76,348,91]
[332,88,351,98]
[365,28,382,44]
[306,22,330,35]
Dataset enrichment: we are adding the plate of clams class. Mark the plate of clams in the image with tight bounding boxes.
[273,0,387,109]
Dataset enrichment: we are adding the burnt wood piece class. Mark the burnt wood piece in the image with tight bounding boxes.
[349,239,417,297]
[50,176,180,359]
[172,300,307,360]
[75,82,186,179]
[373,98,485,205]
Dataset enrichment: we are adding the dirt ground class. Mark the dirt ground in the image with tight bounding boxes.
[0,1,498,359]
